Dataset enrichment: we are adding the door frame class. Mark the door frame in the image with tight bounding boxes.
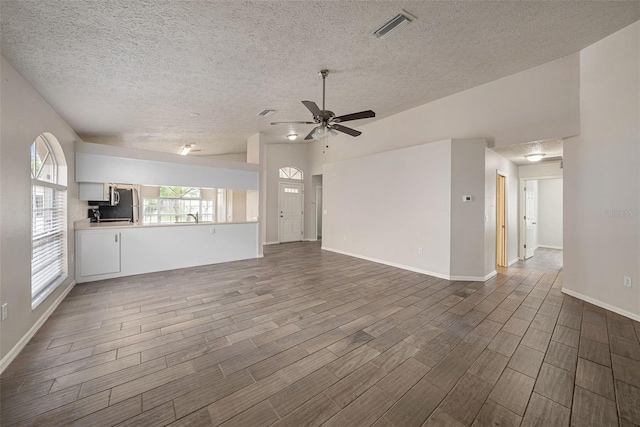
[278,181,304,243]
[518,175,563,259]
[496,171,508,268]
[315,186,323,240]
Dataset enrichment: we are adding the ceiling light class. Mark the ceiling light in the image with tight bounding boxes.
[524,153,546,162]
[257,109,276,117]
[287,134,298,141]
[374,10,416,39]
[328,128,339,138]
[180,144,192,155]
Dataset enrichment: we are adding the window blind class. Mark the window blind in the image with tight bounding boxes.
[31,184,66,298]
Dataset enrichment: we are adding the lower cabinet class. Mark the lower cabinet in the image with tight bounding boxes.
[78,231,121,277]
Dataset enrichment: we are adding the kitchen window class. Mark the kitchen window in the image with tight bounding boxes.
[31,133,67,308]
[143,186,231,224]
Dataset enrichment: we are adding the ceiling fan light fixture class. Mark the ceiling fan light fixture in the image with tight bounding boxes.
[312,127,326,140]
[373,10,416,39]
[287,134,298,141]
[524,153,546,162]
[329,128,339,138]
[179,144,192,156]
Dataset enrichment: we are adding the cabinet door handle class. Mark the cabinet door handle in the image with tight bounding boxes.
[115,234,118,243]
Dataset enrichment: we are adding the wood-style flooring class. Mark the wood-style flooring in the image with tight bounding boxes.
[2,243,639,426]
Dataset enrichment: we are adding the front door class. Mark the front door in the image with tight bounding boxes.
[524,180,538,259]
[279,183,303,243]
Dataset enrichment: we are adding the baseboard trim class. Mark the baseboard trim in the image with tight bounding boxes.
[562,288,640,322]
[0,280,76,374]
[263,241,280,245]
[303,238,318,242]
[321,247,489,282]
[508,258,520,266]
[537,245,563,250]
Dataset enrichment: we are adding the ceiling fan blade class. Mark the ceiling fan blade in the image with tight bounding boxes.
[304,127,320,140]
[270,121,315,125]
[332,124,362,137]
[333,110,375,123]
[302,101,323,117]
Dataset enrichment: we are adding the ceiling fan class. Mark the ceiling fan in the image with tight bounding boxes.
[271,70,375,140]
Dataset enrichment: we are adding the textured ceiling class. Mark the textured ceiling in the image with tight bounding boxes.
[492,139,563,166]
[2,1,639,156]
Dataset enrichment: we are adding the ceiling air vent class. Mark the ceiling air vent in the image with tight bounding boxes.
[257,109,276,117]
[374,10,416,39]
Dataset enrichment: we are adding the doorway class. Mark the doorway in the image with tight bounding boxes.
[496,172,508,267]
[279,182,303,243]
[520,177,563,260]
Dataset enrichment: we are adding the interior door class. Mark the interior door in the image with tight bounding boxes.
[279,183,303,243]
[497,174,508,267]
[524,180,538,259]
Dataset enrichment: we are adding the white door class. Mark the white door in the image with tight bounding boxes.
[279,183,303,243]
[524,180,538,259]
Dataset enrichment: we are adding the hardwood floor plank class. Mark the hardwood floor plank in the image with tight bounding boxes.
[269,367,339,417]
[114,401,176,427]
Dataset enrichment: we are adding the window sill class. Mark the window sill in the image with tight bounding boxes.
[32,275,67,310]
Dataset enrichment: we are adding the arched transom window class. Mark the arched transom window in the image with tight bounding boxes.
[31,133,67,307]
[279,166,303,180]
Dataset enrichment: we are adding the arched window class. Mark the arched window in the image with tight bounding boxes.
[279,166,303,180]
[31,133,67,307]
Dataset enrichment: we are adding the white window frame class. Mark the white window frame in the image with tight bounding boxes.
[142,186,231,224]
[31,133,67,309]
[279,166,303,180]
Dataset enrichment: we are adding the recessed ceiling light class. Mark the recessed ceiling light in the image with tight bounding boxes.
[524,153,546,162]
[373,10,416,39]
[257,109,276,117]
[180,144,192,155]
[287,134,298,141]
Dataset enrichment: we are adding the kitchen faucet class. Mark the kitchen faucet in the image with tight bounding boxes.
[186,212,199,223]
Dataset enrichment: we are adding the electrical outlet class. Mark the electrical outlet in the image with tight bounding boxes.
[624,276,632,288]
[418,248,423,255]
[1,303,7,321]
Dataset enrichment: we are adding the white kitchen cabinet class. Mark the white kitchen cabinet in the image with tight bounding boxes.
[78,183,108,201]
[74,222,258,283]
[78,231,121,277]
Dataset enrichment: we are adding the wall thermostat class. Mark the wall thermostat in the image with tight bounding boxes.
[463,195,472,202]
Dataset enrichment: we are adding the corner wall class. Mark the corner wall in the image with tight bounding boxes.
[0,57,83,367]
[564,21,640,320]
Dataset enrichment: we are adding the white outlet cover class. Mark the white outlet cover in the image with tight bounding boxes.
[624,276,632,287]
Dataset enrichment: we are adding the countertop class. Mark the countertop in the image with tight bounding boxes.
[74,219,258,230]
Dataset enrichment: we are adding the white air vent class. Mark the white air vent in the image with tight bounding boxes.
[257,109,276,117]
[374,10,416,39]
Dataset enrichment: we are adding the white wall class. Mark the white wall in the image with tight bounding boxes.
[323,140,452,278]
[519,161,563,179]
[537,179,563,249]
[564,21,640,320]
[450,140,487,278]
[485,149,520,271]
[310,54,579,175]
[264,144,314,244]
[0,57,84,367]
